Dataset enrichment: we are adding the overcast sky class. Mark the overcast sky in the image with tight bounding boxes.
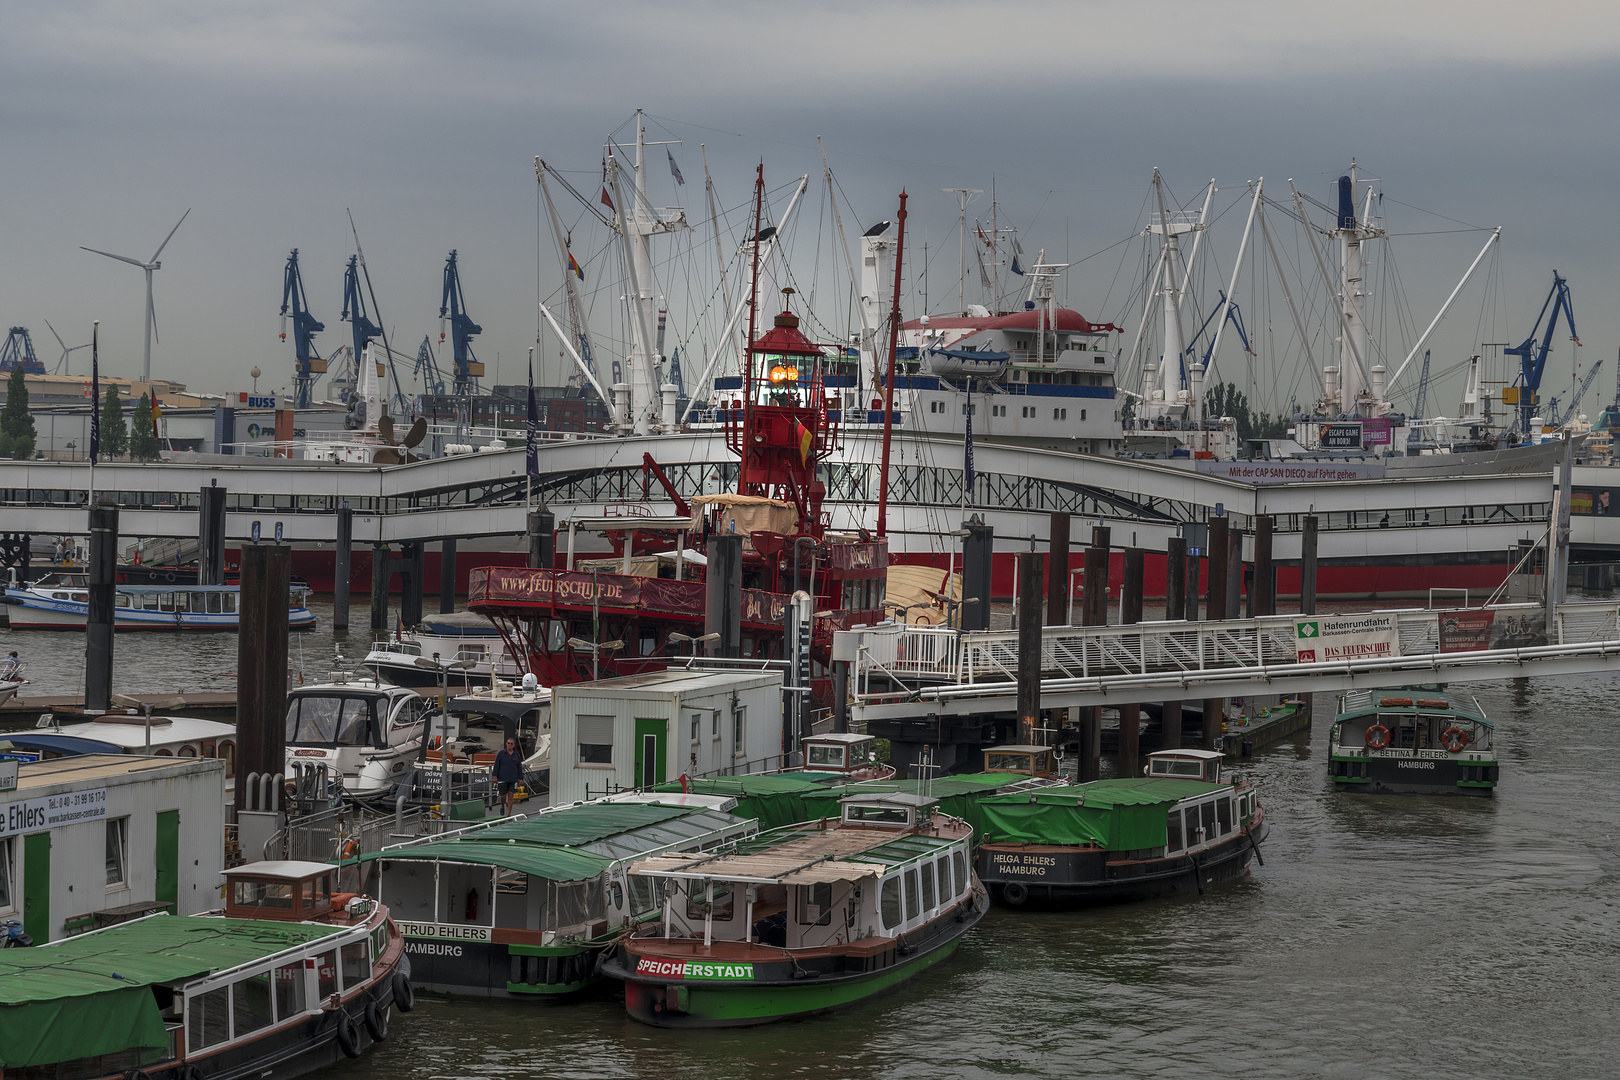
[4,1,1618,418]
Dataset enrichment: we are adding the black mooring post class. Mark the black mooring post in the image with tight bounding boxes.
[333,501,352,630]
[198,483,226,585]
[1203,515,1230,752]
[528,508,556,569]
[705,534,743,658]
[1119,547,1145,775]
[370,544,389,631]
[1301,515,1319,616]
[84,504,119,712]
[1162,535,1187,751]
[237,544,290,814]
[1046,512,1070,626]
[1016,551,1044,746]
[962,522,993,632]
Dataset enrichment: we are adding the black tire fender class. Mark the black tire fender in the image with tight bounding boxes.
[334,1009,362,1058]
[364,997,389,1041]
[1002,881,1029,906]
[392,971,416,1012]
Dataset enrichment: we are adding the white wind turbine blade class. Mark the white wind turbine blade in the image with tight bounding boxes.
[149,208,191,264]
[149,290,160,345]
[81,246,148,268]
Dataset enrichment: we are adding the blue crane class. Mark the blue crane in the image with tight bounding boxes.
[1184,291,1255,371]
[0,328,45,374]
[414,335,447,397]
[279,249,327,408]
[341,255,383,363]
[439,251,483,395]
[1505,270,1580,436]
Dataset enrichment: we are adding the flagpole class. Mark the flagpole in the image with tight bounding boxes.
[88,320,99,508]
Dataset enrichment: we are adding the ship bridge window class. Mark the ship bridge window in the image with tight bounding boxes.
[233,971,274,1037]
[685,884,734,921]
[807,743,847,768]
[1201,801,1217,842]
[1217,796,1233,835]
[1149,757,1205,779]
[844,804,911,827]
[1167,811,1184,852]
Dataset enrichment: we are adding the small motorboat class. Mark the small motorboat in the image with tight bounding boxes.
[603,791,986,1027]
[284,675,430,799]
[363,611,524,688]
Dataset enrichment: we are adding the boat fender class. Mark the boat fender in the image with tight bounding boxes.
[334,1010,363,1058]
[1441,726,1469,753]
[1364,724,1391,750]
[391,972,416,1012]
[364,997,389,1041]
[1002,882,1029,906]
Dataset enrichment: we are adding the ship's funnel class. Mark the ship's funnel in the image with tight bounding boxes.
[1337,175,1356,229]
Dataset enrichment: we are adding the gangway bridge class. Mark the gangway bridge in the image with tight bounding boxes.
[838,599,1620,725]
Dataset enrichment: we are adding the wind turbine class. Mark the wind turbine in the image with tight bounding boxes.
[42,319,91,376]
[80,208,190,383]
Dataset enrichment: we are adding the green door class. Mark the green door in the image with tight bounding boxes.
[634,718,667,789]
[23,832,50,944]
[155,810,180,914]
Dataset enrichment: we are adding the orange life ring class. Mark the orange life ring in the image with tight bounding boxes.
[1365,723,1391,750]
[342,840,359,861]
[1441,726,1468,753]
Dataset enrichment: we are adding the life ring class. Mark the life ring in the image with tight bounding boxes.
[333,1010,362,1058]
[162,570,177,583]
[1365,724,1391,750]
[1441,726,1468,753]
[341,840,359,861]
[1002,881,1029,906]
[392,972,415,1012]
[364,997,389,1041]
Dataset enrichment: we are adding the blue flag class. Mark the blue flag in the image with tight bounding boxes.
[89,323,100,464]
[1009,253,1025,276]
[525,351,540,480]
[668,148,685,186]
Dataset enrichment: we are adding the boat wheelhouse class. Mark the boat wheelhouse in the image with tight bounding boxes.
[798,732,894,780]
[363,610,524,689]
[0,860,407,1080]
[283,677,431,798]
[980,743,1060,779]
[3,579,316,631]
[1328,687,1499,795]
[371,794,756,998]
[603,791,986,1027]
[975,749,1267,906]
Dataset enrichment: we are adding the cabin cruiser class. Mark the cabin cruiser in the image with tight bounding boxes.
[363,610,524,689]
[284,676,431,799]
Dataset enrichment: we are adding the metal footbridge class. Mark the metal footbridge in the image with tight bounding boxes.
[838,600,1620,723]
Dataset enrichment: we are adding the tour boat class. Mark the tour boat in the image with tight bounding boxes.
[0,860,409,1080]
[369,793,756,999]
[975,749,1267,906]
[283,675,431,799]
[1327,687,1499,795]
[603,791,987,1027]
[3,576,316,631]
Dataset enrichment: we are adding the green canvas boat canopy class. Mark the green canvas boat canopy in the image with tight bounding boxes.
[0,915,344,1069]
[650,773,845,829]
[371,800,754,882]
[977,778,1222,851]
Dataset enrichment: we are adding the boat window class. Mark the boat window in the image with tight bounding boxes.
[920,862,937,910]
[233,972,274,1036]
[313,874,330,910]
[225,593,237,613]
[807,743,846,768]
[629,875,656,914]
[684,884,733,922]
[314,950,339,999]
[611,882,624,910]
[578,714,614,764]
[286,697,338,744]
[221,740,236,778]
[274,961,305,1018]
[1200,802,1217,843]
[496,868,527,895]
[188,985,231,1051]
[234,879,295,911]
[341,940,371,988]
[797,882,832,926]
[1217,797,1233,836]
[178,744,197,758]
[844,804,910,826]
[952,851,967,897]
[144,593,160,611]
[904,869,920,921]
[1166,810,1184,852]
[880,876,902,930]
[208,591,222,614]
[557,881,590,927]
[116,594,131,608]
[1149,758,1205,778]
[335,699,373,746]
[986,751,1033,772]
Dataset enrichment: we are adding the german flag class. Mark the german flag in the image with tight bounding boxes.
[150,397,162,437]
[795,419,813,463]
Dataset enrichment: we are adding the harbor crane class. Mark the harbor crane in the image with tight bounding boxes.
[1505,270,1580,437]
[439,251,483,396]
[0,327,45,374]
[413,335,447,397]
[1547,358,1604,429]
[279,249,327,408]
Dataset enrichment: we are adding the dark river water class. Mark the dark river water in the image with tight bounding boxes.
[5,600,1619,1078]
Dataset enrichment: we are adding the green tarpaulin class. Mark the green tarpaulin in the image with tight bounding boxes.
[650,774,840,829]
[800,773,1038,837]
[0,915,345,1068]
[978,778,1221,852]
[375,839,612,883]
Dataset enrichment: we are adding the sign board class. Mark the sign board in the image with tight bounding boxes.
[395,920,491,942]
[238,392,278,408]
[1294,614,1399,663]
[1320,423,1365,450]
[1196,460,1386,484]
[0,759,16,793]
[0,787,107,838]
[1437,609,1495,653]
[1361,418,1394,447]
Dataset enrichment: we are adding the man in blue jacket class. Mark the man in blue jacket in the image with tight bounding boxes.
[492,736,525,815]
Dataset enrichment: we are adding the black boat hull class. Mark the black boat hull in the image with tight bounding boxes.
[1329,753,1498,795]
